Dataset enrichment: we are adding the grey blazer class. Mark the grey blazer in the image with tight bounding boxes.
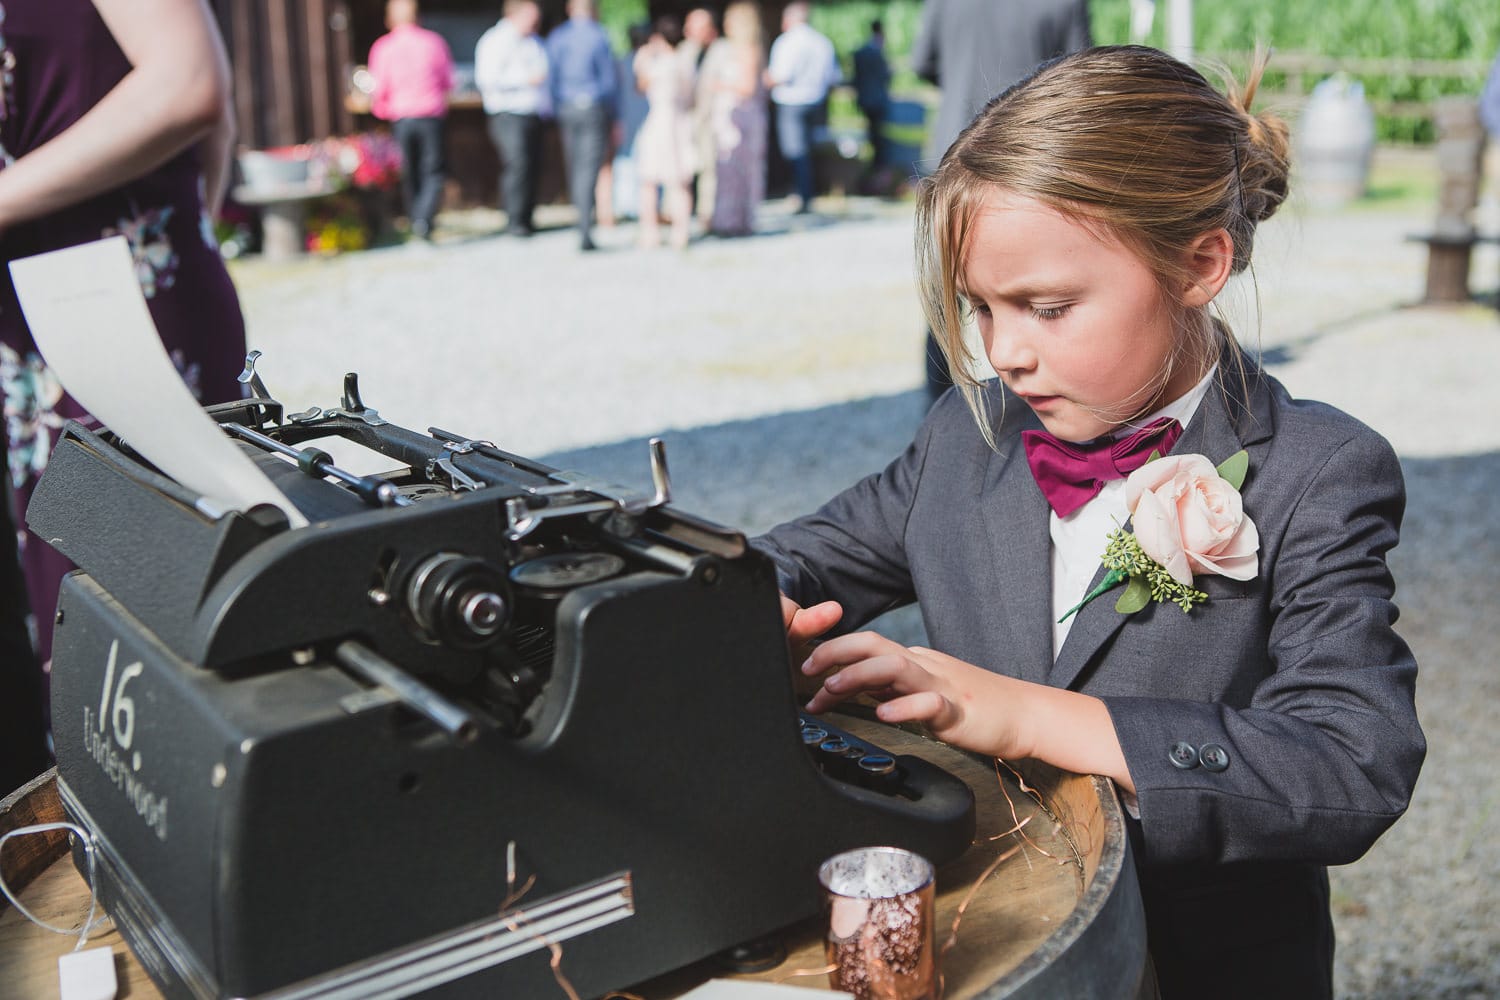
[755,357,1425,997]
[910,0,1092,165]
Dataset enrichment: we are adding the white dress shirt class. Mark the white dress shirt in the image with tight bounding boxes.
[475,19,550,116]
[1049,370,1217,658]
[766,23,838,106]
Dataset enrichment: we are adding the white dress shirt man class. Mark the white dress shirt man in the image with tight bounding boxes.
[764,2,837,213]
[475,0,549,235]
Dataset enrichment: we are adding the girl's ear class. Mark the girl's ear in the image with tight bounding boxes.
[1179,228,1234,307]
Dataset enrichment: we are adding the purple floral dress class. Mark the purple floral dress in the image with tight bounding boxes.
[1,0,247,667]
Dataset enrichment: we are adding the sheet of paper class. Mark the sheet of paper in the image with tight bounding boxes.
[9,236,307,527]
[57,945,117,1000]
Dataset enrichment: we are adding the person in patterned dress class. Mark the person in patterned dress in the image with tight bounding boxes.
[0,0,247,794]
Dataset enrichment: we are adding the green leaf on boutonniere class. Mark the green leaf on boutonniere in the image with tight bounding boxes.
[1114,574,1152,613]
[1145,449,1162,464]
[1216,449,1248,491]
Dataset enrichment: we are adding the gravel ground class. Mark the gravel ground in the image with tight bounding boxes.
[233,152,1500,999]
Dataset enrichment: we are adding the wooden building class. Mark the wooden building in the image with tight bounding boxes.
[210,2,790,209]
[212,0,357,151]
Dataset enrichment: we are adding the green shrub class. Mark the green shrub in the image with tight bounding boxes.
[807,0,1500,143]
[599,0,649,52]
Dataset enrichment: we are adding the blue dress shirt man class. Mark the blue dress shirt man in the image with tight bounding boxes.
[546,0,617,251]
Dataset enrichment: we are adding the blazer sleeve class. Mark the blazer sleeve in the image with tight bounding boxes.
[1103,429,1426,869]
[752,402,948,630]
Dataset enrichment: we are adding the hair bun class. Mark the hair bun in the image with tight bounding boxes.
[1239,112,1291,223]
[1231,55,1292,224]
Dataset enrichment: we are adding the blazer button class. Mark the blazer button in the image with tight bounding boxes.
[1168,741,1199,769]
[1198,743,1230,772]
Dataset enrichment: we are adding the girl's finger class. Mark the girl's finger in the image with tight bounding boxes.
[804,654,927,714]
[820,653,917,695]
[873,690,951,727]
[789,600,843,642]
[802,630,901,675]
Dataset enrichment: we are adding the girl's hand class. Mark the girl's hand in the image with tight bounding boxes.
[801,632,1027,760]
[781,595,840,640]
[803,632,1135,790]
[779,596,842,696]
[780,595,842,658]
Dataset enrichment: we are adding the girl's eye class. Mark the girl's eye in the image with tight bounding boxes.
[1030,304,1071,321]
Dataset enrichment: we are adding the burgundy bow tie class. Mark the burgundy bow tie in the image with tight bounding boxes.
[1022,417,1183,517]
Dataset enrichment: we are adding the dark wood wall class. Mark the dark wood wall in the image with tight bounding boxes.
[212,0,356,149]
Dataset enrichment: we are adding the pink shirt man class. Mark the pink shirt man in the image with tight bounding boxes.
[368,22,455,121]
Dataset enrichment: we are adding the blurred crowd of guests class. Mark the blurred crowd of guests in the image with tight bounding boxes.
[368,0,883,251]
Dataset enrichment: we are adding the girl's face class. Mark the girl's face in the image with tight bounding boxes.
[962,189,1203,443]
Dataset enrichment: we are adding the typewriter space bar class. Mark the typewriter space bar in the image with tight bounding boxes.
[255,872,635,1000]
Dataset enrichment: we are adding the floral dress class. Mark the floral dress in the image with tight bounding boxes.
[1,0,247,668]
[708,44,768,237]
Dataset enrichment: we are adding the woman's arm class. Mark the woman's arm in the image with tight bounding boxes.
[721,47,761,100]
[0,0,232,230]
[199,89,238,219]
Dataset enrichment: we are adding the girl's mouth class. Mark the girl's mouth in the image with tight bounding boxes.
[1019,393,1060,408]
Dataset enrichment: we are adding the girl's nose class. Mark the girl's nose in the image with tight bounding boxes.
[986,322,1037,378]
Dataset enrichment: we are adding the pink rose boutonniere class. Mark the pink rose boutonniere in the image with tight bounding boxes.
[1061,450,1260,620]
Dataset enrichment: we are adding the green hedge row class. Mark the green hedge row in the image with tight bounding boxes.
[808,0,1500,142]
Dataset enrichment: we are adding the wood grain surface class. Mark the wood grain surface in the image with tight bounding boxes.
[0,719,1112,1000]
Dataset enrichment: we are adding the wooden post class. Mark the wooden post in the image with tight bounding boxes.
[1417,236,1477,304]
[1414,98,1485,304]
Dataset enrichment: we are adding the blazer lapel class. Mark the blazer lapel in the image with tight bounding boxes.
[979,419,1055,685]
[1046,355,1275,691]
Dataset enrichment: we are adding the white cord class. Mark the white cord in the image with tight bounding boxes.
[0,822,113,951]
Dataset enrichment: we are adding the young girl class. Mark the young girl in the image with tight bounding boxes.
[756,46,1424,998]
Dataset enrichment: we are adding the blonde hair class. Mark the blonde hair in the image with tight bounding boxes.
[916,45,1291,439]
[724,1,763,48]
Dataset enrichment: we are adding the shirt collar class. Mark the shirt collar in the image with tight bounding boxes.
[1113,366,1215,441]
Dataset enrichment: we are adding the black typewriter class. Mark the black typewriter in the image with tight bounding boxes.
[31,358,976,999]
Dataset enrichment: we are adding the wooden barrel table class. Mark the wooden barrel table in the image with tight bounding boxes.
[0,718,1146,999]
